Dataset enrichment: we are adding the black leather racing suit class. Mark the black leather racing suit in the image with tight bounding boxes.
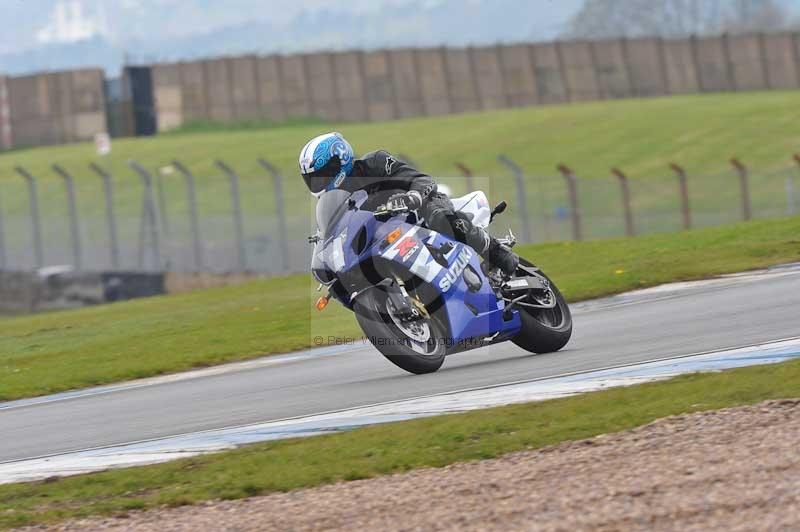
[339,150,491,256]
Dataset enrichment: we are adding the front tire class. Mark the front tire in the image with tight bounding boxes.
[511,260,573,354]
[354,287,446,374]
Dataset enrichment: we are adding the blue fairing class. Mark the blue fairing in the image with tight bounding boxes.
[317,191,521,351]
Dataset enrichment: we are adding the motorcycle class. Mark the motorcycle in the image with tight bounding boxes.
[310,188,572,374]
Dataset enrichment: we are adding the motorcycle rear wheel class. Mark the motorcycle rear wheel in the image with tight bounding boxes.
[354,287,446,374]
[510,259,573,354]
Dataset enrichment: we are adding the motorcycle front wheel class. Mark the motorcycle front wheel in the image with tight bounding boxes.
[510,259,573,354]
[354,287,446,374]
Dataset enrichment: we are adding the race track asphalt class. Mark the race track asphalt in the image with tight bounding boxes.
[1,268,799,463]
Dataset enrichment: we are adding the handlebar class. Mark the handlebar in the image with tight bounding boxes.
[373,203,410,218]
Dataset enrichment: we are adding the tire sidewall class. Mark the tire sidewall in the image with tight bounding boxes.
[354,287,446,374]
[511,263,573,354]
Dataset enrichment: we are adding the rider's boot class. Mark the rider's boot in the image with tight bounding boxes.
[459,220,519,278]
[440,211,519,278]
[485,238,519,277]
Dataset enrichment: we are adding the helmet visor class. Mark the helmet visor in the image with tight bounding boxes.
[303,171,330,194]
[302,157,342,193]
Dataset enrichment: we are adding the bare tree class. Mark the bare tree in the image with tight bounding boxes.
[565,0,791,39]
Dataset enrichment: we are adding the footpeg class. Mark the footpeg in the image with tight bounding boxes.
[503,276,549,293]
[497,228,516,248]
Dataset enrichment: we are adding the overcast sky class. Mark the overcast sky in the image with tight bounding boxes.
[1,0,582,53]
[0,0,585,74]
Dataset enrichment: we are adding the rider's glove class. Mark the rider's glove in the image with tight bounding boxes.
[387,191,423,212]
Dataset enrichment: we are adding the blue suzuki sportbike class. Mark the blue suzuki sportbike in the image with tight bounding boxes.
[310,188,572,374]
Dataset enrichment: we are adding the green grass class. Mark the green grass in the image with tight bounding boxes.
[3,91,799,184]
[163,116,329,135]
[0,91,796,269]
[2,354,800,529]
[0,91,798,224]
[1,214,799,401]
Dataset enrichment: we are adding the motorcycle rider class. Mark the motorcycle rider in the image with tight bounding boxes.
[300,132,519,276]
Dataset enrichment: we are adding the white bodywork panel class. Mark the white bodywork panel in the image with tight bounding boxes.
[450,191,491,229]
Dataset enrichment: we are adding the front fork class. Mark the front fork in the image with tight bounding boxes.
[390,277,430,321]
[351,277,428,322]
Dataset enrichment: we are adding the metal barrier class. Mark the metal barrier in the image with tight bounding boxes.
[0,155,798,275]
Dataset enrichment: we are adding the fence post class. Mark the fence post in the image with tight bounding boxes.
[454,162,475,194]
[497,155,532,243]
[155,169,171,239]
[730,158,752,222]
[257,158,291,273]
[215,160,247,273]
[128,160,162,271]
[557,164,582,241]
[790,154,800,216]
[89,163,120,270]
[612,168,635,237]
[172,160,204,272]
[669,163,692,230]
[0,185,5,270]
[52,165,83,271]
[15,166,44,269]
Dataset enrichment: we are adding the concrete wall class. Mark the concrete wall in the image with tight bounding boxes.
[204,58,233,122]
[5,68,105,147]
[333,51,367,122]
[278,54,311,118]
[558,41,600,101]
[256,56,286,122]
[762,33,800,89]
[229,56,260,120]
[626,38,669,97]
[2,31,799,148]
[0,75,12,149]
[662,38,701,94]
[727,34,767,91]
[362,50,396,121]
[498,44,538,107]
[695,36,732,92]
[590,40,630,99]
[416,48,451,116]
[444,48,480,113]
[530,42,569,104]
[70,70,107,138]
[179,61,208,122]
[152,63,182,132]
[389,49,424,118]
[472,45,509,109]
[305,52,340,121]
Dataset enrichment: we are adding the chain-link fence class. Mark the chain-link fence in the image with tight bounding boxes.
[0,156,798,275]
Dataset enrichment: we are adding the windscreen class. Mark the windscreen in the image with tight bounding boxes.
[315,190,352,238]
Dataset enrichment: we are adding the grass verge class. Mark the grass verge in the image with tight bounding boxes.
[0,91,798,223]
[3,91,799,185]
[1,215,799,401]
[2,356,800,529]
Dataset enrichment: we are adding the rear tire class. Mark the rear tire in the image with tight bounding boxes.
[354,287,446,374]
[510,260,573,354]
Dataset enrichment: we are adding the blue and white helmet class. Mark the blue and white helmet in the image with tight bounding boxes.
[299,132,355,197]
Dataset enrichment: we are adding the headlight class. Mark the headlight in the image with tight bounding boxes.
[324,228,347,272]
